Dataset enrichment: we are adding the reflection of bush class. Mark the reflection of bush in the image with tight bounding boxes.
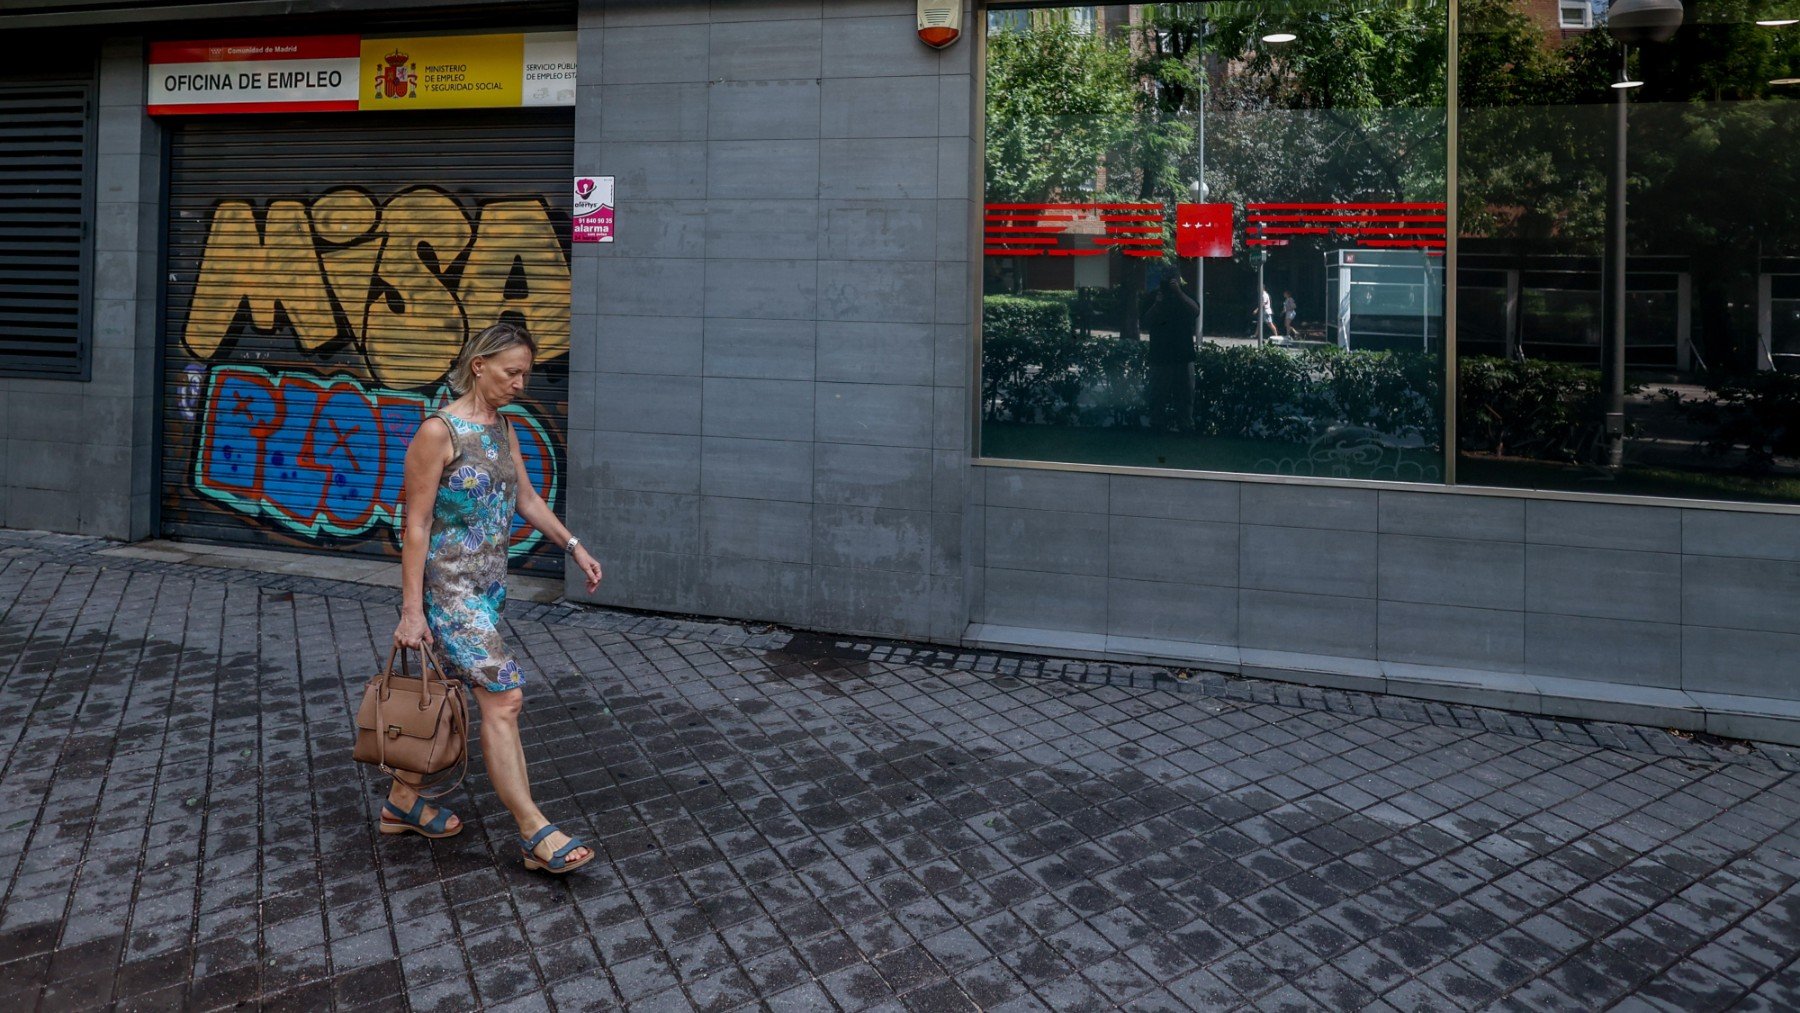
[982,294,1440,441]
[1194,345,1440,443]
[982,295,1148,426]
[1456,356,1641,463]
[1673,372,1800,474]
[982,295,1070,351]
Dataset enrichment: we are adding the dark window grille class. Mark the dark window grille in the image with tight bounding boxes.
[0,79,94,378]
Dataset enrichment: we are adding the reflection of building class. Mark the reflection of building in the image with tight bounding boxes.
[1762,258,1800,371]
[1327,250,1446,352]
[1459,252,1693,368]
[988,5,1102,35]
[1525,0,1602,38]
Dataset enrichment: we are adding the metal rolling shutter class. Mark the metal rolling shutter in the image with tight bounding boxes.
[0,78,93,377]
[161,110,572,574]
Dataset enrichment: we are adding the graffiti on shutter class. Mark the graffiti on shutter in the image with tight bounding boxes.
[171,184,569,561]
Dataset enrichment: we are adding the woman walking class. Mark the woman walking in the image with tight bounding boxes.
[387,321,604,874]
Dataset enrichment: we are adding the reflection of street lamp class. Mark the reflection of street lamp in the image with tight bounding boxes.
[1249,26,1292,349]
[1190,14,1213,346]
[1601,0,1684,469]
[1189,177,1207,344]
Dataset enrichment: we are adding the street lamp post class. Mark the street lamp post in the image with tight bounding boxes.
[1602,0,1684,469]
[1191,14,1210,347]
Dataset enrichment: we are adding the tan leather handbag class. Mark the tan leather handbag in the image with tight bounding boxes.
[353,645,469,798]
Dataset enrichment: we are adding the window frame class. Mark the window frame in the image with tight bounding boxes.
[1559,2,1593,30]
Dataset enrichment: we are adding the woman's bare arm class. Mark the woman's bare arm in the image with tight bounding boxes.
[509,421,603,593]
[395,417,453,646]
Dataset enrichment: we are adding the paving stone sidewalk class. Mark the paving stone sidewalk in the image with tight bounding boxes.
[2,529,1799,1013]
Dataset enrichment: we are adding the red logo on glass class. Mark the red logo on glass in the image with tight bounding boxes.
[1175,203,1234,258]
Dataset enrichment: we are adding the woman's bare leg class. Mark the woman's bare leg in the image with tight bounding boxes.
[474,686,591,864]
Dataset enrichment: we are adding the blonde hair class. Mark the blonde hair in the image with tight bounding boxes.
[448,322,537,394]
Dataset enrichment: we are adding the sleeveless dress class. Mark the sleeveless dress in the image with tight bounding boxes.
[422,410,524,693]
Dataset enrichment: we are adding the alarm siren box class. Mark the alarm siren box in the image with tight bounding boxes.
[918,1,963,48]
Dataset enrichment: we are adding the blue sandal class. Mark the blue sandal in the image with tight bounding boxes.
[379,797,461,839]
[520,824,593,874]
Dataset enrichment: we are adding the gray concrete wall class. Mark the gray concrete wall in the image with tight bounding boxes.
[0,37,160,540]
[565,0,976,642]
[563,1,1800,747]
[969,465,1800,744]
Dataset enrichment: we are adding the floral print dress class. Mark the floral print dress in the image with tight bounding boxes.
[423,410,523,693]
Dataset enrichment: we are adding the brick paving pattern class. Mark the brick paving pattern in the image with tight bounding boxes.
[2,529,1799,1012]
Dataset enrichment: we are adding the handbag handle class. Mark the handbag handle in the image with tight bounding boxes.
[381,643,451,696]
[373,643,468,799]
[389,740,470,800]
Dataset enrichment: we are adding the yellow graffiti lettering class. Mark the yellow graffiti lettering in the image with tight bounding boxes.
[311,188,380,245]
[183,200,337,358]
[312,189,383,345]
[182,187,571,388]
[459,199,571,362]
[362,188,472,388]
[320,237,384,345]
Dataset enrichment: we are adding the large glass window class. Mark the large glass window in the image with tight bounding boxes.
[983,0,1800,507]
[1456,0,1800,503]
[981,1,1450,481]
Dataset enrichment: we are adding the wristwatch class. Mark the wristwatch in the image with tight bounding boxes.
[565,535,581,554]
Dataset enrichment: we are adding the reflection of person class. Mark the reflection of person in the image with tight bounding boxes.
[1144,274,1200,431]
[1282,291,1298,338]
[1254,289,1280,341]
[390,322,606,875]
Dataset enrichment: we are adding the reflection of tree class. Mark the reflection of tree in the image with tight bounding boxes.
[1458,5,1800,373]
[1203,2,1448,208]
[1635,24,1800,369]
[1458,0,1610,243]
[985,10,1194,339]
[984,20,1135,204]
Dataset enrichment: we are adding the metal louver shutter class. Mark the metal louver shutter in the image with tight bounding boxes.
[161,110,573,574]
[0,79,93,377]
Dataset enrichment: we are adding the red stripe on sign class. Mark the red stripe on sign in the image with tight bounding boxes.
[1246,202,1446,211]
[986,203,1162,211]
[151,35,361,64]
[1340,227,1446,236]
[1247,214,1446,223]
[148,100,362,116]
